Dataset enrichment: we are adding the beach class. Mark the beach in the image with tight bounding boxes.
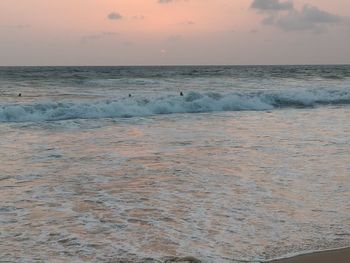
[270,247,350,263]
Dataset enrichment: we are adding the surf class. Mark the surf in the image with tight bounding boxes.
[1,88,349,122]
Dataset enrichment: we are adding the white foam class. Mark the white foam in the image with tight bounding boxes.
[0,89,349,122]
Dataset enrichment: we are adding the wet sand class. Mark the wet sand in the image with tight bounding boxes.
[269,247,350,263]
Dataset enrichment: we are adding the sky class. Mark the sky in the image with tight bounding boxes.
[0,0,349,66]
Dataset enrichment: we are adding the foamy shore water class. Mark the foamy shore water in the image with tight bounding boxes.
[2,108,349,262]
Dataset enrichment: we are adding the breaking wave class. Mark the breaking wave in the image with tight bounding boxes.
[1,89,349,122]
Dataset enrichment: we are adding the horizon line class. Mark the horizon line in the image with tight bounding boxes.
[0,63,349,67]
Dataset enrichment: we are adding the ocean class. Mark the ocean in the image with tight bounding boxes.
[0,65,349,262]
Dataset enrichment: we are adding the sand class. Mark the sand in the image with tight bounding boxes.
[269,247,350,263]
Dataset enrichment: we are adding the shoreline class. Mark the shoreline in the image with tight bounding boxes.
[268,247,350,263]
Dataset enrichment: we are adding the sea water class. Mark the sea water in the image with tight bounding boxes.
[0,65,349,262]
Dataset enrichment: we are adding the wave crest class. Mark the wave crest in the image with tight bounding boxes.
[1,89,349,122]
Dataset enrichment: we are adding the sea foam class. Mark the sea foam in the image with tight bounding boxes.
[0,89,349,122]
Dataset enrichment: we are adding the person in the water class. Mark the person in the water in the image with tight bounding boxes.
[18,93,21,97]
[180,91,183,96]
[129,94,132,97]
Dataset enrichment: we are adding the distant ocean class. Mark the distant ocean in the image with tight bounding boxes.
[1,65,349,262]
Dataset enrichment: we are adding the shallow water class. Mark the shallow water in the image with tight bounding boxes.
[1,66,350,262]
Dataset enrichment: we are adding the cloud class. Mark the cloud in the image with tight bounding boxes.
[251,0,293,11]
[299,5,341,24]
[275,5,341,31]
[108,12,122,20]
[261,15,276,25]
[81,32,118,43]
[252,1,343,32]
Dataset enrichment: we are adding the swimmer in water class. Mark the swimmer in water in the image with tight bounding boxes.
[18,93,22,97]
[180,91,183,96]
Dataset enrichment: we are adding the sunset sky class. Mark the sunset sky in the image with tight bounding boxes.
[1,0,349,65]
